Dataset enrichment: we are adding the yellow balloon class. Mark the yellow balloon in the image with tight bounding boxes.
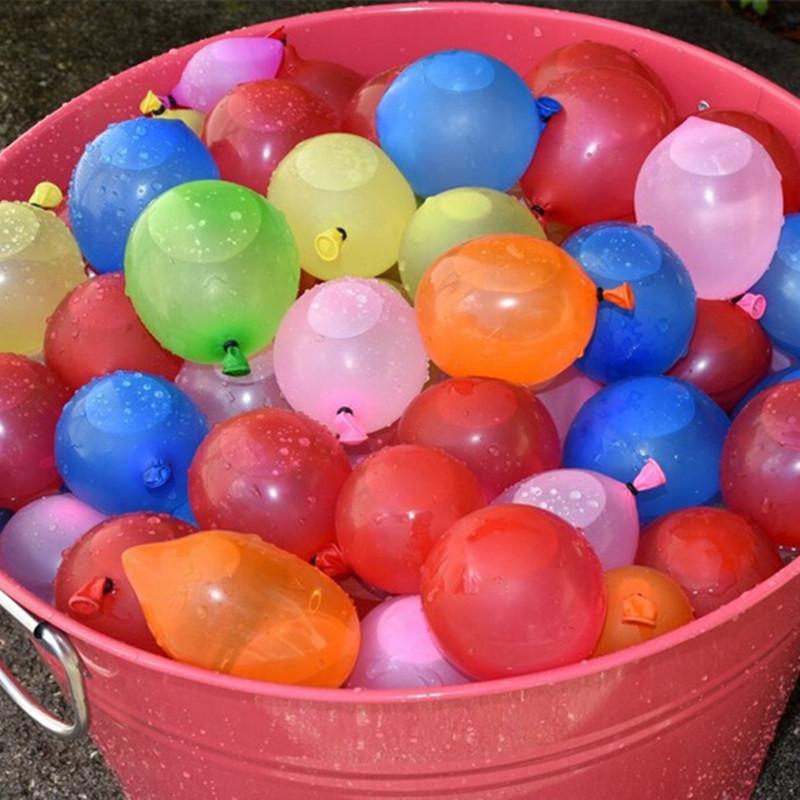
[399,187,545,299]
[0,193,85,355]
[268,133,416,280]
[163,108,205,136]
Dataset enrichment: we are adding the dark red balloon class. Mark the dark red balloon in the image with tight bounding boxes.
[335,444,485,594]
[637,506,782,617]
[520,67,676,229]
[278,44,363,121]
[189,408,351,560]
[342,65,403,144]
[695,108,800,213]
[722,381,800,548]
[44,273,182,391]
[0,355,70,510]
[201,79,338,193]
[396,377,561,500]
[54,513,194,653]
[668,299,772,413]
[421,504,606,680]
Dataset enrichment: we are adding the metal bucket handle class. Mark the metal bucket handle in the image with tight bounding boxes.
[0,587,89,740]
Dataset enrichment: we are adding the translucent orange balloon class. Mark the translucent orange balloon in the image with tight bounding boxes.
[123,530,360,687]
[592,566,694,657]
[415,234,633,385]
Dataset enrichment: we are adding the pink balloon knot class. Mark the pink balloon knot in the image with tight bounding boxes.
[736,292,767,320]
[314,542,350,579]
[631,458,667,493]
[334,407,368,445]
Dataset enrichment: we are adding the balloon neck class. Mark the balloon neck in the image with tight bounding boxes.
[222,341,251,377]
[314,227,347,262]
[68,577,114,618]
[140,90,177,116]
[313,542,351,579]
[622,593,658,627]
[278,42,302,76]
[267,25,288,44]
[598,283,635,311]
[334,406,368,445]
[143,460,172,490]
[536,96,562,121]
[735,292,767,320]
[28,181,63,210]
[627,458,667,495]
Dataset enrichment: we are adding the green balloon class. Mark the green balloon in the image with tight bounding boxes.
[125,180,299,373]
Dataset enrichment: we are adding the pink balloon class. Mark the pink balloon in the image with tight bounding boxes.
[175,349,287,427]
[347,595,470,690]
[496,461,666,570]
[273,278,428,442]
[171,37,284,113]
[0,494,106,603]
[772,346,796,373]
[635,117,783,300]
[532,366,602,442]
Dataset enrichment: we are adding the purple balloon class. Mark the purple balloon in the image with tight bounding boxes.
[533,366,602,443]
[175,348,287,427]
[347,595,470,690]
[0,494,106,603]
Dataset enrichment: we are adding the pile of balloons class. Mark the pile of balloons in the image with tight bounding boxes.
[2,32,797,691]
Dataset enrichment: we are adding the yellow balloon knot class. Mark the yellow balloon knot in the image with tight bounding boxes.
[314,227,346,262]
[140,90,165,116]
[28,181,64,209]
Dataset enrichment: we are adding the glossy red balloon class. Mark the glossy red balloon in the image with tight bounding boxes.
[0,355,71,510]
[668,300,772,413]
[637,507,781,617]
[722,382,800,548]
[397,377,561,501]
[342,65,403,144]
[421,504,606,680]
[695,108,800,213]
[54,513,194,653]
[44,273,182,391]
[520,66,676,229]
[189,408,351,560]
[201,79,338,193]
[336,444,485,594]
[278,44,363,121]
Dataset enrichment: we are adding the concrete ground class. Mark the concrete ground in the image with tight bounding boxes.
[1,1,800,798]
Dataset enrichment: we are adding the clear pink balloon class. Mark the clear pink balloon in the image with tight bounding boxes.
[532,366,602,443]
[0,494,105,603]
[273,278,428,441]
[496,461,666,570]
[175,349,287,427]
[635,117,783,300]
[346,595,470,690]
[171,37,284,113]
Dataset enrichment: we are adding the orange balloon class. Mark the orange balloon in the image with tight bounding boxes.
[415,234,632,385]
[593,565,694,657]
[122,530,360,687]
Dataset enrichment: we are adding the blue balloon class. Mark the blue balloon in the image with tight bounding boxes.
[68,117,219,274]
[564,223,697,383]
[751,214,800,356]
[563,376,730,523]
[733,366,800,416]
[172,501,199,528]
[376,50,554,197]
[55,371,208,515]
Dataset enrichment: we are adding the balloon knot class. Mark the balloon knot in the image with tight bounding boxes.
[314,227,347,262]
[267,25,288,44]
[629,458,667,494]
[28,181,63,209]
[313,542,351,579]
[68,577,114,618]
[144,460,172,489]
[599,282,635,311]
[536,96,562,121]
[622,593,658,627]
[222,341,251,377]
[334,407,368,445]
[736,292,767,320]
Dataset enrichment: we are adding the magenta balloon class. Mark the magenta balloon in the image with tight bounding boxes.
[533,367,602,443]
[635,117,783,300]
[0,494,106,603]
[346,595,470,690]
[496,469,639,570]
[171,37,284,113]
[175,349,287,427]
[273,278,428,440]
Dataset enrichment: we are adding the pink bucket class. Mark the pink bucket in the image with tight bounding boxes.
[2,4,800,799]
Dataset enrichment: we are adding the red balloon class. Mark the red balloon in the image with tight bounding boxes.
[526,41,676,115]
[44,273,182,391]
[342,65,403,144]
[722,381,800,548]
[189,408,351,560]
[637,507,782,617]
[397,377,561,501]
[336,444,485,594]
[421,504,606,679]
[54,513,194,653]
[520,67,676,229]
[313,541,388,619]
[0,355,70,510]
[668,299,772,413]
[201,80,339,193]
[278,44,363,121]
[695,108,800,213]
